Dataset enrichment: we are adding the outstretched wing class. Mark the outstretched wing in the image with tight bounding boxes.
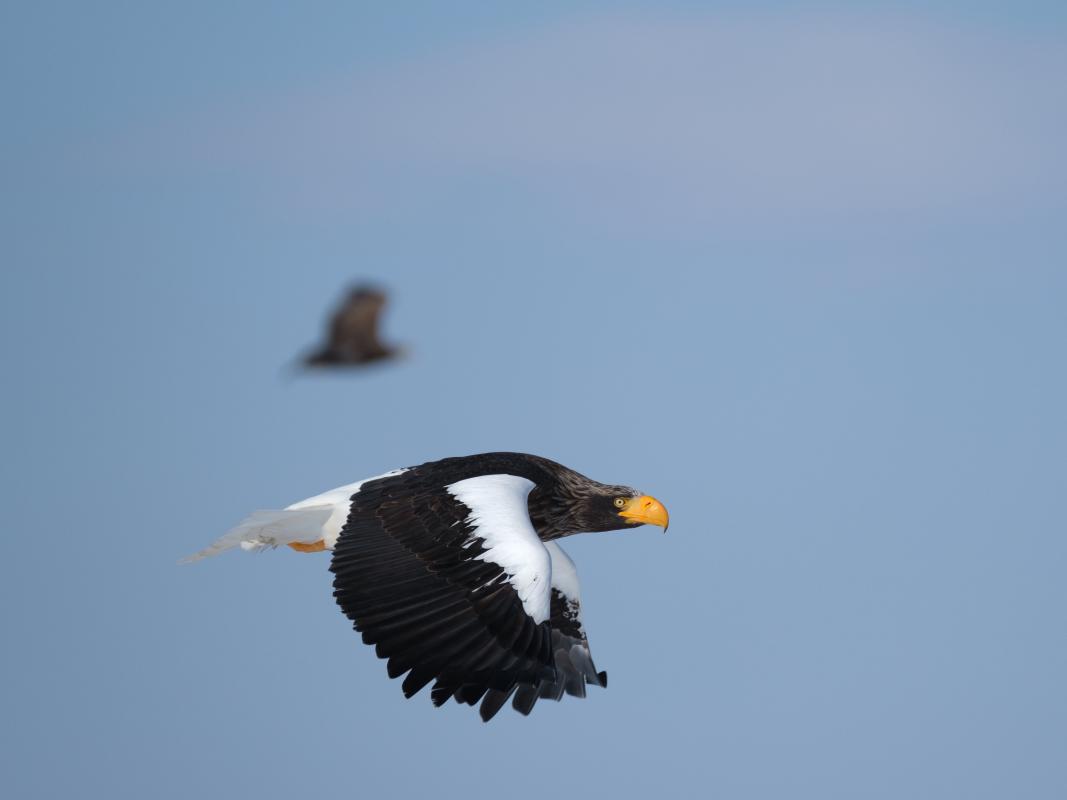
[329,468,557,721]
[496,541,608,718]
[328,286,387,360]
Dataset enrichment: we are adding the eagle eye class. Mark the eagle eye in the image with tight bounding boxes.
[613,497,627,508]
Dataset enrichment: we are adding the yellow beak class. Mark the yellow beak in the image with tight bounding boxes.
[617,495,670,532]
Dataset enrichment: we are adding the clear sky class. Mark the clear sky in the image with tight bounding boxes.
[3,3,1066,799]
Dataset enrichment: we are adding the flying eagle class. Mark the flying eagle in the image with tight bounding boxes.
[303,285,400,367]
[186,452,669,721]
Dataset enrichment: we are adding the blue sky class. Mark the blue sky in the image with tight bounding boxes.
[3,3,1066,799]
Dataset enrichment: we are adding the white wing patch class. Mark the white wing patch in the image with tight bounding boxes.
[183,468,408,561]
[545,540,586,639]
[544,541,581,603]
[446,474,552,624]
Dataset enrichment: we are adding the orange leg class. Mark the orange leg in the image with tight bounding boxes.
[288,540,326,553]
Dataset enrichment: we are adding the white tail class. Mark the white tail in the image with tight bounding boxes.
[181,507,333,563]
[183,469,410,565]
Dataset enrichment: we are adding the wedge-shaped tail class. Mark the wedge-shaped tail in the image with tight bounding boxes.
[181,507,332,563]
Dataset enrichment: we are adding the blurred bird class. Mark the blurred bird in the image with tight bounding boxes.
[185,452,669,721]
[303,285,401,368]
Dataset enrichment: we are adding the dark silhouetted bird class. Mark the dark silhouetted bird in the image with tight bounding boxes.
[185,452,669,721]
[303,285,400,367]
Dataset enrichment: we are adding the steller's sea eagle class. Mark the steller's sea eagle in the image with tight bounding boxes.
[185,452,669,721]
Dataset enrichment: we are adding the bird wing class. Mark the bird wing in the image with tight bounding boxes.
[328,287,387,359]
[501,541,608,717]
[330,468,557,721]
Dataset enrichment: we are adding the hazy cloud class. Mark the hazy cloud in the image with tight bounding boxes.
[139,14,1067,229]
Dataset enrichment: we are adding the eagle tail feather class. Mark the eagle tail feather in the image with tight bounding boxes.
[180,507,333,563]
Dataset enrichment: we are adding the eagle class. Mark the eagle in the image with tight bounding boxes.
[303,285,400,367]
[186,452,669,720]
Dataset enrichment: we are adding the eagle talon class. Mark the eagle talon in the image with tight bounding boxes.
[288,540,326,553]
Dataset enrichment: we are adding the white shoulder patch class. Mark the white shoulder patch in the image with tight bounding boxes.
[446,474,552,624]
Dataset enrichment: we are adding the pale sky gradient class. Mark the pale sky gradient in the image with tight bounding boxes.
[3,4,1066,799]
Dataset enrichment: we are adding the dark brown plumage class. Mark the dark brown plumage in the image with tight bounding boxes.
[328,452,668,720]
[189,452,668,721]
[304,285,400,367]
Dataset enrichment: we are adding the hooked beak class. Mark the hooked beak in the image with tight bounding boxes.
[617,495,670,532]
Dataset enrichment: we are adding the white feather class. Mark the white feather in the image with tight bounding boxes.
[446,474,552,624]
[180,508,332,563]
[285,469,407,549]
[544,541,581,603]
[182,468,408,562]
